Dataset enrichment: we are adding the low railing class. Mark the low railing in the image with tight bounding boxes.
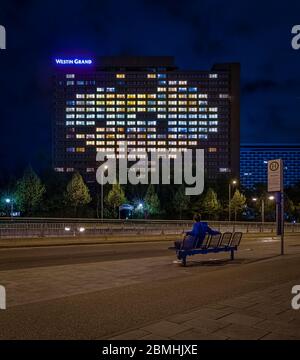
[0,218,299,239]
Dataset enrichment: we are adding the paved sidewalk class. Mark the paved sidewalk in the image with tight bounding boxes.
[110,281,300,340]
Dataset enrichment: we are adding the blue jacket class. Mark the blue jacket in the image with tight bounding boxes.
[186,221,220,246]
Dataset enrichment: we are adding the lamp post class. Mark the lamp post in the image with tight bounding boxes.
[101,165,108,220]
[5,198,13,218]
[228,180,237,222]
[252,195,275,223]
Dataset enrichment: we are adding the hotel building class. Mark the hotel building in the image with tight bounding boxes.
[53,56,240,183]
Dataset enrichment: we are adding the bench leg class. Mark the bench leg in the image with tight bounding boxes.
[182,257,187,267]
[230,249,234,260]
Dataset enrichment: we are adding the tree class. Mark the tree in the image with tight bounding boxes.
[65,172,91,216]
[106,182,126,218]
[14,167,46,216]
[144,184,160,217]
[173,185,190,219]
[201,188,220,219]
[230,189,246,221]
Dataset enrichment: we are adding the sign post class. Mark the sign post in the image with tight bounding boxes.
[268,159,284,255]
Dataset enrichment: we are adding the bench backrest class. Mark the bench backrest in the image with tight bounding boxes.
[230,232,243,247]
[209,233,222,248]
[219,232,233,247]
[198,234,211,249]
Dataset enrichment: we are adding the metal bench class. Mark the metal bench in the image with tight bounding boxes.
[172,232,243,266]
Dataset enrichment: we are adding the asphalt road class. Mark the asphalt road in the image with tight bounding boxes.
[0,241,172,271]
[0,235,299,339]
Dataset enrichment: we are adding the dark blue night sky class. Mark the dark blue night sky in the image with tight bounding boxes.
[0,0,300,176]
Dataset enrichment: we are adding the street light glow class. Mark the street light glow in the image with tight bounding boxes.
[252,198,257,202]
[5,198,11,204]
[269,196,275,200]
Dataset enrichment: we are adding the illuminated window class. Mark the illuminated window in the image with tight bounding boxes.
[208,147,217,152]
[76,147,85,152]
[147,73,156,78]
[116,74,125,78]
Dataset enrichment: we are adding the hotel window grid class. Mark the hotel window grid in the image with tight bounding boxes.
[53,57,240,181]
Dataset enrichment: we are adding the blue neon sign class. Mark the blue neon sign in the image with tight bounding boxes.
[55,58,93,65]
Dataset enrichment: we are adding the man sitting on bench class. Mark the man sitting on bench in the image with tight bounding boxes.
[174,213,220,250]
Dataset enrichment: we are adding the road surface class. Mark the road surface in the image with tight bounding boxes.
[0,235,299,339]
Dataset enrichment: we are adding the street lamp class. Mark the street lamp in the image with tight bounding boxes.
[4,198,13,217]
[101,165,108,220]
[228,180,237,222]
[252,195,275,223]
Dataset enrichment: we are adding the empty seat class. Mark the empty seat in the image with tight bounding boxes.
[230,232,243,247]
[219,232,232,247]
[208,233,222,248]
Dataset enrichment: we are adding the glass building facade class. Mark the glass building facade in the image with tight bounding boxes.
[240,144,300,189]
[53,56,240,182]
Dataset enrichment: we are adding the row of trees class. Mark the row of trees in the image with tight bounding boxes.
[0,166,299,221]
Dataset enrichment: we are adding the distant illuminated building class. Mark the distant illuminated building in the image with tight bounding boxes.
[53,56,240,182]
[240,144,300,189]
